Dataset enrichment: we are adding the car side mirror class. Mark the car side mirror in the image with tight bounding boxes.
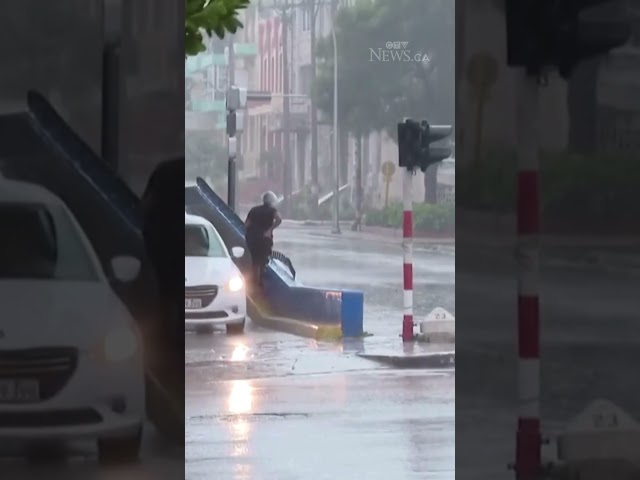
[231,246,245,258]
[110,255,141,283]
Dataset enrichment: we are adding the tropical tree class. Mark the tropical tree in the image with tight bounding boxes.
[314,0,454,203]
[185,0,250,57]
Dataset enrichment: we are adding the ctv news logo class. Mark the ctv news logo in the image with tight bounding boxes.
[370,41,431,63]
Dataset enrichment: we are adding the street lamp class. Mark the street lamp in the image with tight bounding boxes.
[331,27,340,234]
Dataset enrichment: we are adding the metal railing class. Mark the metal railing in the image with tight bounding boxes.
[270,250,296,279]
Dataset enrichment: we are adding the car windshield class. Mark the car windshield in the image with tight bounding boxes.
[0,203,100,281]
[185,224,227,257]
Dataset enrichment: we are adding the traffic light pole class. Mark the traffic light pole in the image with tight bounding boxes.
[402,167,414,342]
[514,70,541,480]
[396,118,452,343]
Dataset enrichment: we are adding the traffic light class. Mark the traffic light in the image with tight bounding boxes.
[397,119,422,169]
[419,123,452,173]
[226,111,237,137]
[506,0,631,78]
[555,0,631,78]
[226,86,247,111]
[397,120,452,172]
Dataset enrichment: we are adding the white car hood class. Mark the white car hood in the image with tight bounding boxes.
[0,280,134,350]
[185,256,239,287]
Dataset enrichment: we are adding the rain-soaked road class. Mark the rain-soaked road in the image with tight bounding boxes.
[185,223,455,480]
[456,247,640,479]
[0,423,183,479]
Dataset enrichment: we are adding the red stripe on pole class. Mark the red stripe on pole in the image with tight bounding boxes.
[402,314,414,340]
[516,417,541,479]
[402,211,413,238]
[403,263,413,290]
[518,296,539,358]
[517,171,539,235]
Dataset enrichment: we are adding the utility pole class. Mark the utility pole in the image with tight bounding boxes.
[351,134,363,231]
[309,0,319,215]
[227,35,237,211]
[281,0,292,216]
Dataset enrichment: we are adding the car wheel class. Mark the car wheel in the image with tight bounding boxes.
[98,426,142,465]
[226,319,245,335]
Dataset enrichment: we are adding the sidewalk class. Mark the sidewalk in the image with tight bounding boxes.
[282,219,455,247]
[457,210,640,248]
[282,213,640,274]
[356,339,455,369]
[455,209,640,275]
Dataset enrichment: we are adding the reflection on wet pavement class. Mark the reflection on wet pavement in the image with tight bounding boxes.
[186,225,455,479]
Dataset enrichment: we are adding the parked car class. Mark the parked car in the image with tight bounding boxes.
[185,213,247,334]
[0,175,144,463]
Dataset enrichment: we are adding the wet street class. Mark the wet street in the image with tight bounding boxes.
[185,223,456,480]
[456,247,640,479]
[0,424,183,479]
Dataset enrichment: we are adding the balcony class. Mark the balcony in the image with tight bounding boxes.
[231,43,258,57]
[268,112,310,132]
[185,53,226,74]
[188,98,226,113]
[185,43,258,75]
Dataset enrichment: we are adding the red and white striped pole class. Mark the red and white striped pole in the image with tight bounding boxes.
[514,71,541,479]
[402,166,414,342]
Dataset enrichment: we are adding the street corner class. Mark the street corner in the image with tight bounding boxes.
[357,343,455,369]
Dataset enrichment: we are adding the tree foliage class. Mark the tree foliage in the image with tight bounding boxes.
[185,0,250,57]
[314,0,454,139]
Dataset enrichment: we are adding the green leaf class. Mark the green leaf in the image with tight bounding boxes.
[185,0,251,55]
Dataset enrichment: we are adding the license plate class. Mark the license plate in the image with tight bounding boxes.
[185,298,202,309]
[0,379,39,402]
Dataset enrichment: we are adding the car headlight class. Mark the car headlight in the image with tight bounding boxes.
[102,326,139,362]
[227,275,244,292]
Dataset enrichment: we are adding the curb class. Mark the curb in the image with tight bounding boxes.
[248,299,342,341]
[358,351,455,369]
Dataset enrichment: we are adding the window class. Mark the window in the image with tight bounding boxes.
[278,52,283,91]
[185,225,227,257]
[260,123,267,153]
[302,9,311,31]
[270,56,275,91]
[318,4,325,34]
[299,64,312,96]
[0,203,99,281]
[262,58,268,90]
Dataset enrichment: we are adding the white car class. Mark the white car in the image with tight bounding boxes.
[0,176,144,462]
[185,213,247,334]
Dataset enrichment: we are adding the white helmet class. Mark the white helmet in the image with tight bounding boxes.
[262,191,279,207]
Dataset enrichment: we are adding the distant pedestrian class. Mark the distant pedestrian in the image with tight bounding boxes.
[244,191,282,287]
